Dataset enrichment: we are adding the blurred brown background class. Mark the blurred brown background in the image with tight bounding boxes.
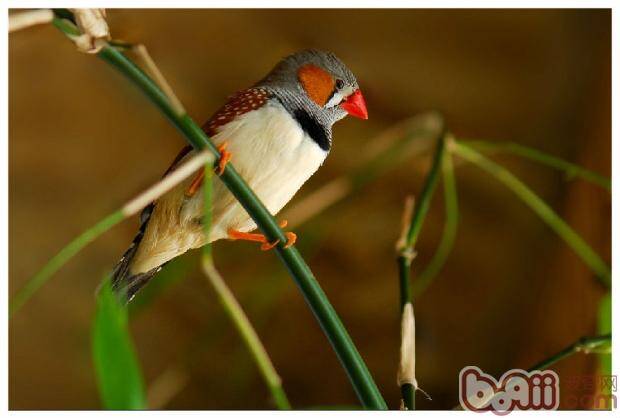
[9,9,610,410]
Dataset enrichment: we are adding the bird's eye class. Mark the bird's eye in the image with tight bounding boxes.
[335,79,344,89]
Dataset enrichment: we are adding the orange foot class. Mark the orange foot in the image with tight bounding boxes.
[228,220,296,251]
[185,142,232,197]
[215,142,231,175]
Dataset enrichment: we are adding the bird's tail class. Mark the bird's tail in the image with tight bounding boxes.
[111,204,161,302]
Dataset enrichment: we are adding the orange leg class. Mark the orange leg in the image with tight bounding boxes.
[283,232,297,248]
[215,142,231,175]
[227,220,296,251]
[185,170,205,197]
[185,142,232,197]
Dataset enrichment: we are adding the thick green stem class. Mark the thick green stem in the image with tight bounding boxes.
[9,210,125,317]
[452,141,611,288]
[52,13,385,409]
[460,139,611,191]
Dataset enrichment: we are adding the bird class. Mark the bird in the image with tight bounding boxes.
[111,49,368,301]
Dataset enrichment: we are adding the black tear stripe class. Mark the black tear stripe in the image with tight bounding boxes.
[292,109,331,152]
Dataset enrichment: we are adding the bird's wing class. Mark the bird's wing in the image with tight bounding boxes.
[202,86,272,137]
[160,87,273,176]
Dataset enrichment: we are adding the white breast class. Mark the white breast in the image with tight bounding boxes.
[204,100,328,241]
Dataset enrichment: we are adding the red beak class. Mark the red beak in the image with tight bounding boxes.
[340,89,368,120]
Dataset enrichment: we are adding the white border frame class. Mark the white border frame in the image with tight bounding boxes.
[2,2,617,417]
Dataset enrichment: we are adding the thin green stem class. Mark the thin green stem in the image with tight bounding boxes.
[405,135,446,249]
[452,141,611,288]
[9,210,125,318]
[200,162,291,410]
[529,334,611,371]
[201,261,291,409]
[460,139,610,191]
[52,12,385,409]
[454,334,612,410]
[414,142,458,296]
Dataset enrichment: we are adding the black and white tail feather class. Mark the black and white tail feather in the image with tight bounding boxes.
[111,203,161,302]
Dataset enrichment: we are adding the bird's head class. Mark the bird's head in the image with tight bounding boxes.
[259,49,368,125]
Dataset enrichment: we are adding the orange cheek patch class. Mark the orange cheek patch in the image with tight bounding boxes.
[298,64,335,106]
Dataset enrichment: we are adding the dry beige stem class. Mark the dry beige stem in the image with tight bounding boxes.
[132,44,186,116]
[9,9,54,33]
[69,8,110,54]
[146,364,190,409]
[397,302,417,389]
[395,195,415,254]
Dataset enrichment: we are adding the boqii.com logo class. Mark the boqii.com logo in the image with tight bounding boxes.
[459,366,559,414]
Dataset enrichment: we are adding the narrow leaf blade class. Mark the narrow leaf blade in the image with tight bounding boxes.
[92,280,146,410]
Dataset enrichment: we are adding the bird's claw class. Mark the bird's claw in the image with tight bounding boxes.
[215,142,231,175]
[228,220,296,251]
[260,239,280,251]
[283,232,297,248]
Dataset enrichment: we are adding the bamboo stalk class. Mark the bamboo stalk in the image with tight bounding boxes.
[51,11,386,409]
[452,141,611,288]
[395,133,446,409]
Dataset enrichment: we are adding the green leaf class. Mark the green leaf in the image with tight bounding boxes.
[92,280,146,410]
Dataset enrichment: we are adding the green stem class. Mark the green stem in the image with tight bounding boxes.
[414,143,458,296]
[396,133,445,311]
[460,139,610,191]
[52,12,386,409]
[452,141,611,288]
[401,383,415,411]
[397,256,413,313]
[405,135,446,248]
[395,134,446,410]
[10,210,125,317]
[530,334,611,371]
[454,334,612,410]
